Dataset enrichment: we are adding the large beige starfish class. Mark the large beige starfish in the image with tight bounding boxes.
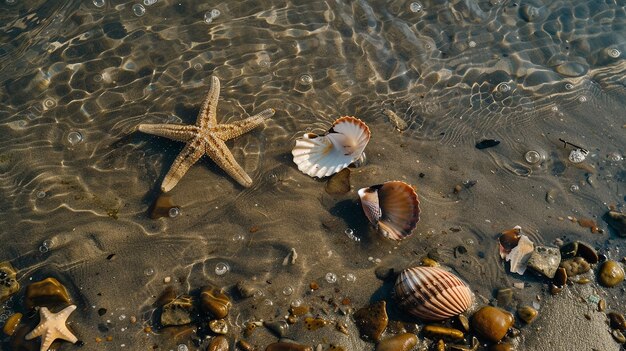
[138,76,275,192]
[25,305,78,351]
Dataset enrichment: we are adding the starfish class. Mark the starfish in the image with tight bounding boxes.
[25,305,78,351]
[138,75,275,192]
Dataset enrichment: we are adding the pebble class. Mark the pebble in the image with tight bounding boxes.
[611,329,626,343]
[526,246,561,278]
[608,312,626,330]
[263,320,289,337]
[575,242,599,264]
[420,258,439,267]
[516,306,538,324]
[325,169,351,195]
[265,342,313,351]
[470,306,514,342]
[353,301,388,341]
[2,313,22,336]
[422,325,464,340]
[237,340,254,351]
[382,109,409,131]
[236,281,257,298]
[207,336,229,351]
[553,267,567,287]
[304,317,329,331]
[598,260,625,287]
[496,288,513,308]
[200,286,231,319]
[161,295,193,326]
[607,211,626,237]
[375,333,418,351]
[475,139,500,150]
[0,262,19,303]
[559,257,590,277]
[25,277,71,309]
[209,319,228,334]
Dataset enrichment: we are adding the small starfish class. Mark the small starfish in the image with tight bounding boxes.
[138,75,275,192]
[25,305,78,351]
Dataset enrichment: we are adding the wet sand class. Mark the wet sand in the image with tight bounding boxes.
[0,0,625,350]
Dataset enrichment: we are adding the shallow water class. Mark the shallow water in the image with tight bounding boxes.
[0,0,625,350]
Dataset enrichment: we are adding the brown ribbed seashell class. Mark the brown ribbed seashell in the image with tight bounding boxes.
[394,266,473,321]
[357,181,420,240]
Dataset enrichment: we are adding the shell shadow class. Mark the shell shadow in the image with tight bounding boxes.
[327,199,374,245]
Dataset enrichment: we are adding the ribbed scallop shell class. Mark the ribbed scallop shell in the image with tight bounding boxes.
[358,181,420,240]
[292,116,370,178]
[394,266,473,321]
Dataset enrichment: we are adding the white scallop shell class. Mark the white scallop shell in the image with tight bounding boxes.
[292,116,370,178]
[394,266,473,321]
[358,181,420,240]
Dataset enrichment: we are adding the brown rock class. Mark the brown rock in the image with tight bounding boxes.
[354,300,388,341]
[608,312,626,331]
[516,306,538,324]
[200,286,231,319]
[606,210,626,237]
[422,325,464,340]
[375,333,418,351]
[0,262,19,303]
[207,336,229,351]
[471,306,514,342]
[303,317,329,331]
[209,319,228,334]
[560,257,590,277]
[25,277,70,309]
[265,342,313,351]
[2,313,22,336]
[553,267,567,287]
[598,260,625,287]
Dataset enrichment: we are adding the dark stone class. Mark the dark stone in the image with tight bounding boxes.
[475,139,500,150]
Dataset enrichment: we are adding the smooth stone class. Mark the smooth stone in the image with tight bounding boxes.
[209,319,228,334]
[325,168,350,195]
[0,262,19,303]
[207,336,229,351]
[498,228,521,252]
[496,288,513,307]
[264,320,289,337]
[555,62,588,77]
[516,306,538,324]
[375,333,417,351]
[607,211,626,237]
[25,277,71,309]
[553,267,567,287]
[608,312,626,331]
[353,300,388,342]
[201,286,231,319]
[560,257,590,277]
[598,260,625,287]
[526,245,561,278]
[2,312,22,336]
[161,295,193,326]
[422,325,464,340]
[471,306,514,342]
[265,342,313,351]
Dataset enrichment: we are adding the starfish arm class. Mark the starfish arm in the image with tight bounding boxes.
[56,305,77,321]
[41,330,56,351]
[161,139,205,192]
[215,108,275,140]
[137,124,198,142]
[205,137,253,187]
[197,75,221,129]
[56,325,79,344]
[25,323,45,340]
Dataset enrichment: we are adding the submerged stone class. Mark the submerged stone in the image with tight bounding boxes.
[526,245,561,278]
[606,211,626,237]
[207,335,229,351]
[200,285,231,319]
[25,277,71,309]
[325,168,351,195]
[375,333,418,351]
[555,62,588,77]
[354,300,388,341]
[0,262,19,303]
[598,260,625,287]
[470,306,513,342]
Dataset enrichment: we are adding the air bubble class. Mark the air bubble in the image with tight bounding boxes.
[299,74,313,85]
[607,48,621,59]
[93,0,105,7]
[263,299,273,306]
[193,63,202,71]
[468,41,476,48]
[409,2,423,12]
[524,150,542,164]
[291,299,303,308]
[569,184,579,192]
[325,272,337,284]
[144,268,154,276]
[607,152,623,162]
[346,273,356,282]
[143,0,157,5]
[565,83,574,90]
[204,12,213,24]
[215,262,230,276]
[132,4,146,17]
[67,131,83,145]
[119,314,126,320]
[344,228,353,236]
[36,191,47,199]
[232,233,245,242]
[43,98,56,109]
[93,74,103,82]
[496,83,511,93]
[177,344,188,351]
[168,207,180,218]
[210,9,221,18]
[282,286,294,296]
[39,245,49,253]
[578,95,588,103]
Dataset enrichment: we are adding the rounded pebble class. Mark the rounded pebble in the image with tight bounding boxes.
[204,12,213,24]
[470,306,514,342]
[375,333,418,351]
[325,272,337,283]
[207,336,229,351]
[516,306,538,324]
[168,207,180,218]
[132,4,145,16]
[409,2,423,12]
[607,48,621,58]
[524,150,542,164]
[2,313,22,336]
[599,260,625,287]
[215,262,230,276]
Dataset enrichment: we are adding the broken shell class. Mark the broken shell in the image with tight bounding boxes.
[358,181,420,240]
[292,116,370,178]
[394,266,473,321]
